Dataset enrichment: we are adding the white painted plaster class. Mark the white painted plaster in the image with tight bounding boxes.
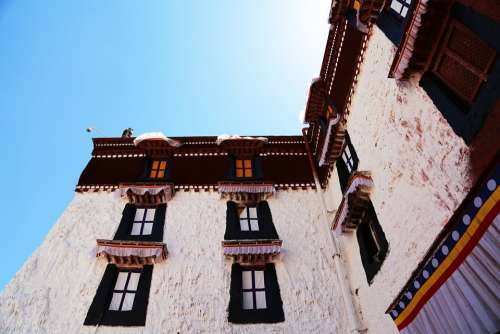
[323,27,475,334]
[1,190,349,333]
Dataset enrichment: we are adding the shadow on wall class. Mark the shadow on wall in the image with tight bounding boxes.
[470,102,500,182]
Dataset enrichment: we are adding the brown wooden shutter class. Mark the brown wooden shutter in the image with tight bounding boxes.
[432,20,496,104]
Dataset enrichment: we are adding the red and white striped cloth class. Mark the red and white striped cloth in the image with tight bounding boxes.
[223,244,282,256]
[218,183,275,194]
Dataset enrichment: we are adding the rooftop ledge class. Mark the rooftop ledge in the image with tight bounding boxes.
[96,239,168,266]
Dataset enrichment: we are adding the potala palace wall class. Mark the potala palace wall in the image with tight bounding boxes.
[0,190,351,334]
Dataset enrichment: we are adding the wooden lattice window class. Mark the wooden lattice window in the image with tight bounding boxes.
[432,20,496,104]
[236,159,252,178]
[149,160,167,178]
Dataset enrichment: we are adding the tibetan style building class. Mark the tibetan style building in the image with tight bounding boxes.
[1,1,499,333]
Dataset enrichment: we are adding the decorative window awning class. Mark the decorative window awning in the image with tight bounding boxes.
[218,182,275,201]
[96,239,168,265]
[318,114,344,167]
[222,239,282,263]
[389,0,453,79]
[386,161,499,333]
[133,132,182,156]
[332,172,374,232]
[216,135,268,156]
[115,183,174,204]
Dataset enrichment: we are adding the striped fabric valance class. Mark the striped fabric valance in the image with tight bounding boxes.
[96,239,168,265]
[222,240,282,256]
[115,183,174,203]
[386,161,499,333]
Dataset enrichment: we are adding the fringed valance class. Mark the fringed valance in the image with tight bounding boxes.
[96,239,168,265]
[133,132,182,147]
[222,239,282,264]
[318,114,342,166]
[332,172,374,232]
[386,162,499,333]
[216,135,268,146]
[218,182,275,201]
[115,183,174,204]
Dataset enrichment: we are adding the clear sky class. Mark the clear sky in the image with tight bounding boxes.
[0,0,330,289]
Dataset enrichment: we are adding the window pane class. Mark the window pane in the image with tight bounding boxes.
[235,160,243,168]
[236,169,244,178]
[142,222,153,235]
[244,169,253,177]
[127,273,141,291]
[242,271,253,289]
[115,272,129,290]
[121,293,136,311]
[390,0,403,13]
[239,208,248,219]
[157,170,165,178]
[149,170,157,178]
[159,161,167,170]
[109,292,123,311]
[248,207,257,219]
[145,209,156,221]
[242,291,254,310]
[401,6,408,17]
[240,220,249,231]
[151,161,159,170]
[131,223,142,235]
[255,291,267,309]
[254,271,265,289]
[250,220,259,231]
[134,208,145,221]
[244,160,252,168]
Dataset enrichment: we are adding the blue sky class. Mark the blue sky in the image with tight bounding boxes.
[0,0,330,289]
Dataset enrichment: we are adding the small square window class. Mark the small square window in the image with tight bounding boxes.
[390,0,411,18]
[236,159,253,178]
[239,206,259,232]
[241,270,267,310]
[108,271,141,311]
[149,160,167,179]
[131,208,156,236]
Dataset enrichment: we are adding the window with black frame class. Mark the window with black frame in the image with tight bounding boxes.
[228,263,284,324]
[377,0,414,45]
[356,201,388,284]
[336,132,359,193]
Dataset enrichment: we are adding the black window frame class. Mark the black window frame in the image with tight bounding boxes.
[241,269,267,310]
[84,264,154,327]
[224,201,279,240]
[144,158,171,181]
[356,201,388,284]
[131,207,156,237]
[228,263,284,324]
[336,132,359,193]
[228,156,263,181]
[108,269,142,312]
[114,203,167,242]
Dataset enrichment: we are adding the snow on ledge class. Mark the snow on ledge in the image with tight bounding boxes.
[133,132,182,147]
[216,135,268,146]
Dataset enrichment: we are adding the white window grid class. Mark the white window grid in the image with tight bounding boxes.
[109,271,141,311]
[342,144,355,174]
[131,208,156,236]
[239,207,259,231]
[390,0,411,18]
[242,270,267,310]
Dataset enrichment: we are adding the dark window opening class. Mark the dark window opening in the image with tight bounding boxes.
[224,201,279,240]
[228,263,284,324]
[114,204,167,242]
[356,202,388,284]
[336,132,359,193]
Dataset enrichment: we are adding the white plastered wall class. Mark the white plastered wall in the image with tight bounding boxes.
[322,26,475,334]
[0,190,350,334]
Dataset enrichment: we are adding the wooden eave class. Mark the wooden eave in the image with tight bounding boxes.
[389,0,454,79]
[304,79,328,123]
[117,182,175,204]
[218,139,267,157]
